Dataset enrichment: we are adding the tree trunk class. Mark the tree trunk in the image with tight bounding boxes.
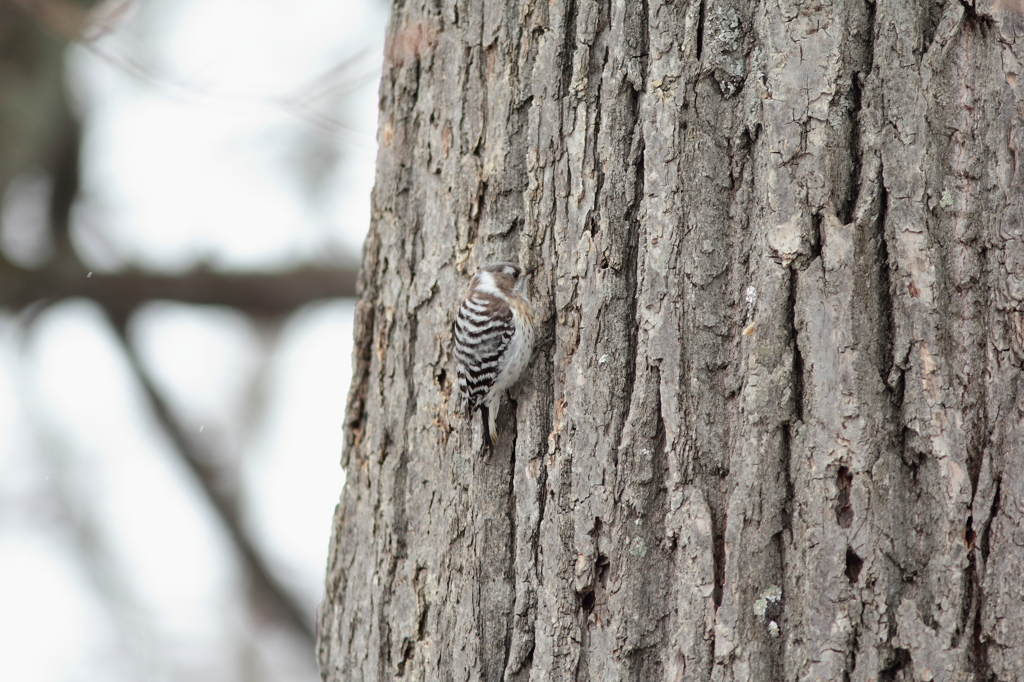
[318,0,1024,679]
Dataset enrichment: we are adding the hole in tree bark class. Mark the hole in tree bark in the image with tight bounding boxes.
[712,505,725,607]
[980,479,1001,562]
[845,547,863,583]
[395,640,415,676]
[879,647,912,681]
[580,555,609,619]
[695,0,705,61]
[596,554,610,586]
[959,0,996,35]
[835,466,854,528]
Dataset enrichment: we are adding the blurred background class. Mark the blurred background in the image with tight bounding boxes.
[0,0,387,679]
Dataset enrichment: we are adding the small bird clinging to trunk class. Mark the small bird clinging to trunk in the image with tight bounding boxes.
[452,262,536,453]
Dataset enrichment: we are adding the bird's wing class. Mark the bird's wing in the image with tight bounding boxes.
[453,293,514,415]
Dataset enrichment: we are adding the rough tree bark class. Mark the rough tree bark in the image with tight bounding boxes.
[318,0,1024,679]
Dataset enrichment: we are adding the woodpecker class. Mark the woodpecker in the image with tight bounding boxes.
[453,262,536,452]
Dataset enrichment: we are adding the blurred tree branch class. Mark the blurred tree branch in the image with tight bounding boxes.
[2,258,358,326]
[114,319,318,641]
[2,0,363,656]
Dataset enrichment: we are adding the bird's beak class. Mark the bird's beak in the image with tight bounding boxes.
[523,265,539,277]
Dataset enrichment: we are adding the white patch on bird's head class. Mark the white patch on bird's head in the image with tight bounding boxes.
[471,262,537,296]
[474,262,525,294]
[472,270,503,295]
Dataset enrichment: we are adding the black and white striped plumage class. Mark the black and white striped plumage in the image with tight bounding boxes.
[453,262,536,451]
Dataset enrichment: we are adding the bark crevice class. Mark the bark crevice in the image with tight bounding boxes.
[695,0,705,62]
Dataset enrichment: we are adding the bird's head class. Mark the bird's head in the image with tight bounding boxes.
[474,262,537,294]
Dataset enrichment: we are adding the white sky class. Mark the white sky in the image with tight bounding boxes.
[0,0,384,679]
[68,0,385,272]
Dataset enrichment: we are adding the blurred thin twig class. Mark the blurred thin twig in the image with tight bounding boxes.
[14,0,381,136]
[112,317,318,643]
